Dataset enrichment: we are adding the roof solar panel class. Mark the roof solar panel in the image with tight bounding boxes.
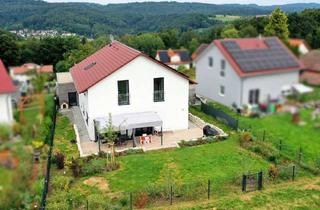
[221,38,300,73]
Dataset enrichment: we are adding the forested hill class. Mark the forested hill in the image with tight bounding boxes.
[1,0,320,36]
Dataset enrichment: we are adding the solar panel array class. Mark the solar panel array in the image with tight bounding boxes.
[221,38,300,73]
[158,50,191,63]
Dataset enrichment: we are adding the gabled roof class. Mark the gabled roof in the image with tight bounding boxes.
[214,37,303,77]
[301,50,320,72]
[156,49,191,65]
[11,63,53,75]
[288,38,311,50]
[0,59,16,94]
[192,44,209,60]
[70,41,195,93]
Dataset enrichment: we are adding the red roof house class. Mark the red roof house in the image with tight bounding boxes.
[0,59,16,124]
[0,59,16,94]
[300,50,320,86]
[69,41,196,141]
[194,37,303,108]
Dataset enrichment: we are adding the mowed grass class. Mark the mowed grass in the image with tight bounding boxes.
[104,137,270,192]
[240,109,320,166]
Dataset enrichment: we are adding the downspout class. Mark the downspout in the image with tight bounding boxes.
[240,78,244,108]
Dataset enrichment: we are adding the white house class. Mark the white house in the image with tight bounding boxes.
[288,39,311,55]
[156,49,192,70]
[0,59,16,124]
[9,63,53,84]
[195,37,303,109]
[70,41,195,141]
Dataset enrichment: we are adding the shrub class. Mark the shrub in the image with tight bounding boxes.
[81,159,106,176]
[12,123,21,136]
[51,175,72,191]
[0,124,11,142]
[70,158,81,177]
[134,192,149,209]
[239,132,253,147]
[268,165,279,181]
[54,150,65,169]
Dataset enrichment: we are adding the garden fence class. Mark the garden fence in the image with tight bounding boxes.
[62,166,301,210]
[40,99,58,210]
[238,122,320,175]
[201,102,238,130]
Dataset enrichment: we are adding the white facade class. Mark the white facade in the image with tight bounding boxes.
[195,43,299,108]
[298,43,310,55]
[0,94,14,124]
[79,55,189,140]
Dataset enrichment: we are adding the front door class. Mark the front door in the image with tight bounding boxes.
[68,92,78,106]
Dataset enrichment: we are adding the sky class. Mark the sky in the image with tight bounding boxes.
[45,0,320,6]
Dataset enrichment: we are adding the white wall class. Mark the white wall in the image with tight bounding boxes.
[82,55,189,140]
[242,71,299,104]
[0,94,14,124]
[195,44,242,108]
[299,44,309,55]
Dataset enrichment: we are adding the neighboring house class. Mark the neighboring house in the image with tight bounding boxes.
[192,44,209,61]
[10,63,53,83]
[0,59,16,124]
[156,49,192,70]
[288,39,311,55]
[70,41,195,141]
[300,50,320,86]
[195,37,302,109]
[56,72,77,109]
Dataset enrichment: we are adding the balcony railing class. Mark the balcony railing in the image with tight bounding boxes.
[154,90,164,102]
[118,93,130,105]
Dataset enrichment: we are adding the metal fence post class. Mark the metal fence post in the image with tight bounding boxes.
[170,186,173,205]
[86,199,89,210]
[258,171,263,191]
[130,192,133,210]
[299,146,302,163]
[292,165,296,182]
[242,175,246,192]
[279,139,282,151]
[263,130,266,142]
[207,179,211,200]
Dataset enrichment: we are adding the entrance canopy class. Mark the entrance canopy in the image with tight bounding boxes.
[95,112,163,132]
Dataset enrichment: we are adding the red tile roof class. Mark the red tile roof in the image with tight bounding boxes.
[288,38,311,50]
[192,44,209,60]
[300,71,320,86]
[0,59,16,94]
[11,63,53,75]
[301,50,320,72]
[70,41,195,93]
[214,37,303,77]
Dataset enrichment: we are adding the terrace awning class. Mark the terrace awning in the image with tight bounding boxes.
[94,111,163,132]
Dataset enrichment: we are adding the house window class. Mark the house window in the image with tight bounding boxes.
[249,89,260,104]
[154,77,164,102]
[221,59,226,70]
[220,85,225,96]
[208,57,213,67]
[118,80,130,105]
[220,68,225,77]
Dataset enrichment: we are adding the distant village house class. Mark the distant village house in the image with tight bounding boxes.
[156,49,192,70]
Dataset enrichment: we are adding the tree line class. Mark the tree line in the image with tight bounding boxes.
[1,8,319,72]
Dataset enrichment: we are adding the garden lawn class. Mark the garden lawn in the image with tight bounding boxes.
[240,109,320,167]
[104,136,270,192]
